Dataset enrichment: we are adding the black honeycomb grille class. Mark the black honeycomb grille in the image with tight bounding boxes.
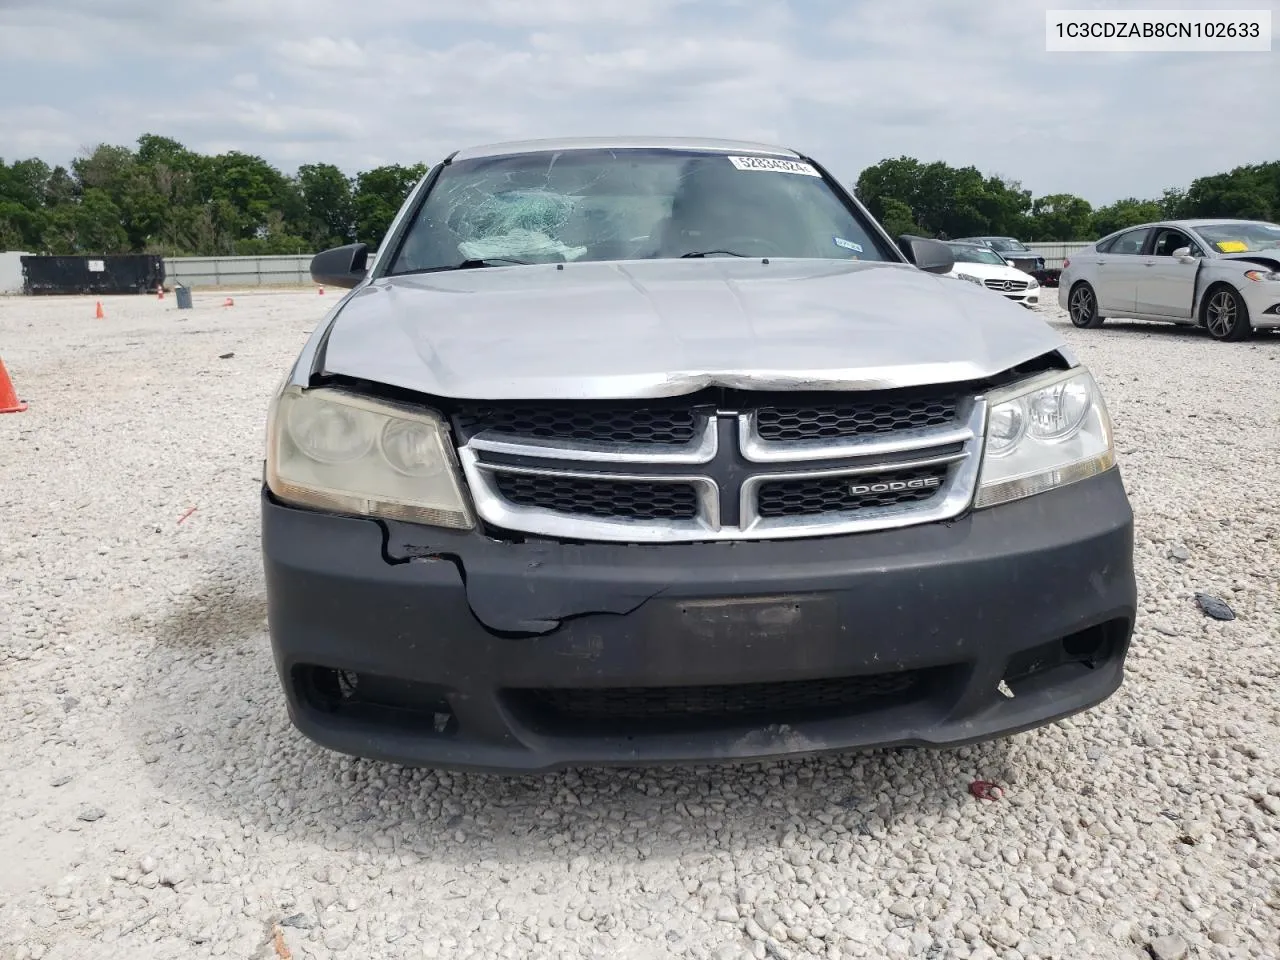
[757,464,950,518]
[494,473,699,521]
[455,403,699,444]
[512,671,923,726]
[756,392,960,441]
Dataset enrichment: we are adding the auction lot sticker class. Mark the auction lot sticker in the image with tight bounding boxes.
[728,156,821,176]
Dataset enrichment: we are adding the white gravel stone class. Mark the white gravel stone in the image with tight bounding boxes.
[1149,934,1189,960]
[1,292,1278,959]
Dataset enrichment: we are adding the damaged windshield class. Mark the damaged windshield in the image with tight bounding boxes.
[1196,221,1280,253]
[386,148,893,274]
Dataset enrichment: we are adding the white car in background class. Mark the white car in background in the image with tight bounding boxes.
[1058,218,1280,342]
[946,241,1040,308]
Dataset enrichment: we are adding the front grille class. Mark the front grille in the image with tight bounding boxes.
[755,391,960,441]
[455,403,698,444]
[460,389,984,542]
[756,464,950,518]
[494,472,699,521]
[984,278,1029,292]
[509,671,925,728]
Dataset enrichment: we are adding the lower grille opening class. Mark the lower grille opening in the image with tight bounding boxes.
[505,669,942,736]
[294,665,458,735]
[494,472,699,521]
[756,464,950,518]
[1001,620,1126,688]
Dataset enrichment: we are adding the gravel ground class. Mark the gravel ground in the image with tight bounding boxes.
[1,288,1278,960]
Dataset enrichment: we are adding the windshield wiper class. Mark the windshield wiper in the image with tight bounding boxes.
[452,257,533,269]
[679,249,750,259]
[392,258,534,277]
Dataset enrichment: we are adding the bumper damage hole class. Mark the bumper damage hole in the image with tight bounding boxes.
[1001,619,1128,690]
[376,519,671,639]
[295,665,460,736]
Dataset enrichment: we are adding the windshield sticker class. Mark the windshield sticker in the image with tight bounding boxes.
[833,237,863,253]
[727,155,821,177]
[1215,239,1248,253]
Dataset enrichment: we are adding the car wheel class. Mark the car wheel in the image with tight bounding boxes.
[1202,285,1252,342]
[1068,282,1105,328]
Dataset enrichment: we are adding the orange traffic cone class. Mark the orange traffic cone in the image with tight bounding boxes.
[0,357,27,414]
[157,285,165,300]
[95,301,105,319]
[318,285,325,296]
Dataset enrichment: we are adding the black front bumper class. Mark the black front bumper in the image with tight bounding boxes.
[262,469,1137,773]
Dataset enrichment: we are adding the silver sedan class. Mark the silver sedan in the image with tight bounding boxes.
[1058,218,1280,342]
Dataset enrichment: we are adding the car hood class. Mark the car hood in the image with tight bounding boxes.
[1217,250,1280,269]
[949,262,1035,282]
[319,258,1066,400]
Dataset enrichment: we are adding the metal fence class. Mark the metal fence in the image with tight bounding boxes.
[163,255,315,288]
[148,242,1089,289]
[1026,242,1091,268]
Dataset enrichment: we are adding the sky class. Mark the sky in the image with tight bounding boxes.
[0,0,1277,205]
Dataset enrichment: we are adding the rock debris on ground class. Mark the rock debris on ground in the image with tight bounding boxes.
[1,290,1278,960]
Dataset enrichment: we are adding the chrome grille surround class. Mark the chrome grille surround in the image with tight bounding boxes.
[457,396,988,543]
[984,278,1029,292]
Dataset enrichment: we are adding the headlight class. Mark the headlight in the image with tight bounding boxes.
[955,273,984,285]
[974,368,1115,509]
[266,387,473,529]
[1027,276,1040,289]
[1244,269,1280,282]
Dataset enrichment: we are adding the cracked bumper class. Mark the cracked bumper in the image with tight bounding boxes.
[261,469,1137,773]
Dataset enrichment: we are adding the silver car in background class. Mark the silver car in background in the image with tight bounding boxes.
[1058,218,1280,342]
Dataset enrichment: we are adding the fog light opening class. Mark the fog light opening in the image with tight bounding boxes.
[294,665,459,736]
[1000,620,1124,688]
[1062,628,1107,664]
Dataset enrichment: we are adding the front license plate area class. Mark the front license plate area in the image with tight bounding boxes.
[657,594,838,645]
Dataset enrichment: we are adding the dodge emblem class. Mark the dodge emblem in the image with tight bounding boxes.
[849,477,942,496]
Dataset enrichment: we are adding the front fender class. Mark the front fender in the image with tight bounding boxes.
[1189,261,1258,322]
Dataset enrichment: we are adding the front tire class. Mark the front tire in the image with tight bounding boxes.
[1068,282,1105,328]
[1202,286,1252,342]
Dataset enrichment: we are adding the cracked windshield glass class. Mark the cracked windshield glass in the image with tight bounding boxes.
[387,148,891,273]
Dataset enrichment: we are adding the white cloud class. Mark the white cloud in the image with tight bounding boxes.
[0,0,1277,205]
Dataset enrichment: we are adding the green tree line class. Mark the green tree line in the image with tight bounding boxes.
[855,156,1280,242]
[1,133,1277,255]
[0,134,426,257]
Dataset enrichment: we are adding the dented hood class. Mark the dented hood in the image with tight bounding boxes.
[319,258,1067,400]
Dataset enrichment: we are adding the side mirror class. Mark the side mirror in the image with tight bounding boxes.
[1172,247,1196,263]
[897,235,955,275]
[311,243,370,288]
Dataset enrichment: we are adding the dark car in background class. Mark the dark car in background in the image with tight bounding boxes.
[954,236,1047,274]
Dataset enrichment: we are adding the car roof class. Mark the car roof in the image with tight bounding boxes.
[450,136,804,162]
[1112,218,1274,233]
[1173,217,1280,229]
